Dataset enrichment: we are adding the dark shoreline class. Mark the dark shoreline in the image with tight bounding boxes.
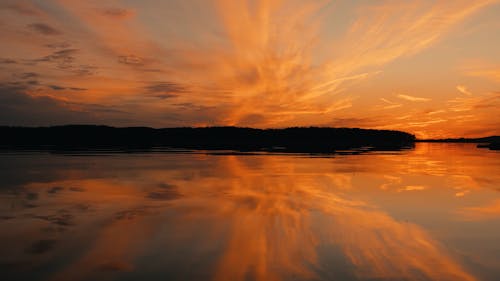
[1,125,497,153]
[416,136,500,150]
[0,125,415,154]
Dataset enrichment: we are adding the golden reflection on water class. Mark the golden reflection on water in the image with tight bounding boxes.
[0,143,498,281]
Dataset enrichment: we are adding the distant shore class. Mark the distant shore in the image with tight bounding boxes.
[1,125,497,153]
[0,125,415,153]
[416,136,500,150]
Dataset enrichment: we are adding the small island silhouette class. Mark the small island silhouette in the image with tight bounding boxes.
[0,125,416,153]
[418,136,500,150]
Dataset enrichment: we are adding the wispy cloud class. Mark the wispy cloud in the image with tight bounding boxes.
[448,92,500,112]
[397,94,431,102]
[37,49,78,68]
[407,119,447,127]
[28,23,62,36]
[2,2,42,16]
[0,58,17,64]
[379,98,402,109]
[398,185,427,192]
[142,81,188,99]
[456,85,472,95]
[462,61,500,82]
[118,54,144,66]
[102,8,135,19]
[466,69,500,82]
[334,0,498,70]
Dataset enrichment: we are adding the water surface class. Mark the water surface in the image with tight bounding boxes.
[0,143,499,281]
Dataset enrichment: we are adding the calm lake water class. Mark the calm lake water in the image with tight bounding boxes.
[0,143,499,281]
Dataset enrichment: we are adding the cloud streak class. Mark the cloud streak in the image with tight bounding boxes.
[456,85,472,95]
[28,23,62,35]
[397,94,431,102]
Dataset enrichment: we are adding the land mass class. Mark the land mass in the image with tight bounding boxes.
[418,136,500,150]
[0,125,416,153]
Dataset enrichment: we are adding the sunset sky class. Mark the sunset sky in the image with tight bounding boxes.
[0,0,499,138]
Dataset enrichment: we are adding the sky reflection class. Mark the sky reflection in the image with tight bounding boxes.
[0,143,498,281]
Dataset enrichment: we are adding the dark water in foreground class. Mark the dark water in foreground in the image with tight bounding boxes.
[0,143,499,281]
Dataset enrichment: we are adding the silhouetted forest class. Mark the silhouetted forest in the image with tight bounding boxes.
[0,125,416,153]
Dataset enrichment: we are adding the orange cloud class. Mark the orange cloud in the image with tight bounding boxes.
[457,85,473,95]
[462,62,500,82]
[397,94,431,102]
[467,69,500,82]
[398,185,427,192]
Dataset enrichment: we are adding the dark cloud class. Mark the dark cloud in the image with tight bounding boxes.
[45,42,71,49]
[18,72,38,79]
[31,210,74,226]
[142,68,165,73]
[144,81,187,99]
[1,80,38,87]
[8,73,87,93]
[28,23,62,36]
[0,58,17,64]
[25,239,57,254]
[146,191,181,200]
[49,85,65,90]
[41,48,78,62]
[173,102,196,108]
[74,103,129,114]
[102,8,135,19]
[48,186,64,194]
[152,93,177,99]
[37,48,78,69]
[33,49,97,75]
[3,3,40,16]
[73,64,98,76]
[118,54,144,65]
[158,183,176,189]
[69,87,87,91]
[0,85,96,126]
[9,73,38,82]
[69,187,85,192]
[26,80,39,85]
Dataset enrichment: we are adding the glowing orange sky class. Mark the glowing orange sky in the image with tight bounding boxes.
[0,0,499,138]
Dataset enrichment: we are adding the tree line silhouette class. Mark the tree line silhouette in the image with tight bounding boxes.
[0,125,416,153]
